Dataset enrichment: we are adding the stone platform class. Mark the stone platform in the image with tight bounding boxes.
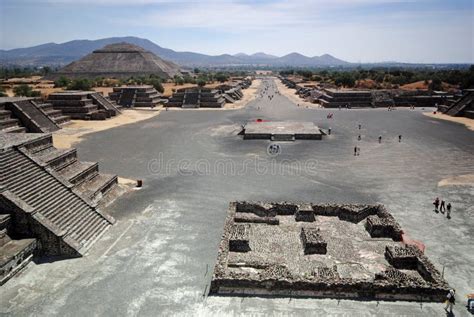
[243,121,323,141]
[210,202,450,301]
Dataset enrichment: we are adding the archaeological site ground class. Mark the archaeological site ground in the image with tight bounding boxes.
[1,74,473,316]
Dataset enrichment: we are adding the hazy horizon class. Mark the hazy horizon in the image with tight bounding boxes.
[1,0,473,64]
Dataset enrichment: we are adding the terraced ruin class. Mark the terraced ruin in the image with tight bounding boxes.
[109,85,163,108]
[1,97,70,133]
[47,91,120,120]
[0,133,120,284]
[211,201,450,301]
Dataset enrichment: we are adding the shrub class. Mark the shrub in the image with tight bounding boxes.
[13,84,41,97]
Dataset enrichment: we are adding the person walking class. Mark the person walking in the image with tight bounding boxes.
[445,289,456,313]
[433,197,440,212]
[398,135,402,142]
[358,124,361,130]
[446,203,452,218]
[358,135,361,141]
[440,199,446,213]
[378,135,382,143]
[354,146,357,156]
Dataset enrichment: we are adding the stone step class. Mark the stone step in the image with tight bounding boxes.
[33,147,78,171]
[22,134,54,154]
[0,148,112,256]
[0,110,12,120]
[0,118,22,129]
[75,173,118,202]
[57,161,99,186]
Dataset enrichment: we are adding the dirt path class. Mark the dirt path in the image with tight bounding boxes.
[275,79,319,108]
[423,112,474,131]
[53,108,161,149]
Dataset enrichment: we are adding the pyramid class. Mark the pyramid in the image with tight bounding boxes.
[49,42,181,80]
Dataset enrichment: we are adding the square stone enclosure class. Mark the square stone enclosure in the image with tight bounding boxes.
[210,202,450,301]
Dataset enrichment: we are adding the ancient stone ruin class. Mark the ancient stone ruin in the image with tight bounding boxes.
[242,121,324,141]
[210,201,449,301]
[1,97,70,133]
[109,85,163,108]
[0,132,122,283]
[167,87,225,108]
[47,91,121,120]
[438,89,474,118]
[48,42,181,80]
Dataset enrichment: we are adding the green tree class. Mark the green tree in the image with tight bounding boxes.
[215,73,229,83]
[13,84,41,97]
[67,78,92,91]
[147,78,164,93]
[54,76,71,88]
[197,79,206,87]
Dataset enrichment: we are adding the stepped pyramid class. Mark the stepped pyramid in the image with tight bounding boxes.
[0,133,119,258]
[1,97,70,133]
[49,42,181,80]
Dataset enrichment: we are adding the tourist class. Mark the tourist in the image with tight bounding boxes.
[446,203,452,218]
[358,124,361,130]
[440,199,446,213]
[328,127,331,135]
[445,289,456,313]
[354,146,357,156]
[358,135,361,141]
[398,135,402,142]
[378,135,382,143]
[433,197,440,212]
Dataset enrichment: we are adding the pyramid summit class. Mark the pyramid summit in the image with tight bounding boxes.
[49,42,181,80]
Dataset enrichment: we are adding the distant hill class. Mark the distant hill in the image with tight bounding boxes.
[0,36,350,67]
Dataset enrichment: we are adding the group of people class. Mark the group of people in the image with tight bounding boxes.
[433,197,452,218]
[351,124,404,156]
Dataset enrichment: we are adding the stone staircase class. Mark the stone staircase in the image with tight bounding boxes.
[90,93,121,117]
[117,89,136,107]
[0,147,113,256]
[36,101,71,126]
[12,99,60,133]
[444,89,474,118]
[0,104,27,133]
[22,134,118,205]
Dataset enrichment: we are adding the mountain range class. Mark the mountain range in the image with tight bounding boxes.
[0,36,349,68]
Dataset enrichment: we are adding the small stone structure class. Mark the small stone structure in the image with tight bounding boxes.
[243,121,323,141]
[300,227,327,254]
[167,87,225,108]
[109,85,162,108]
[0,97,70,133]
[210,201,450,301]
[317,89,374,108]
[48,91,120,120]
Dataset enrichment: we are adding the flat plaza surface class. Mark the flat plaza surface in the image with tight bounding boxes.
[1,78,473,316]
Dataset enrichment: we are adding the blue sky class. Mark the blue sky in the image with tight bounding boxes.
[0,0,473,63]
